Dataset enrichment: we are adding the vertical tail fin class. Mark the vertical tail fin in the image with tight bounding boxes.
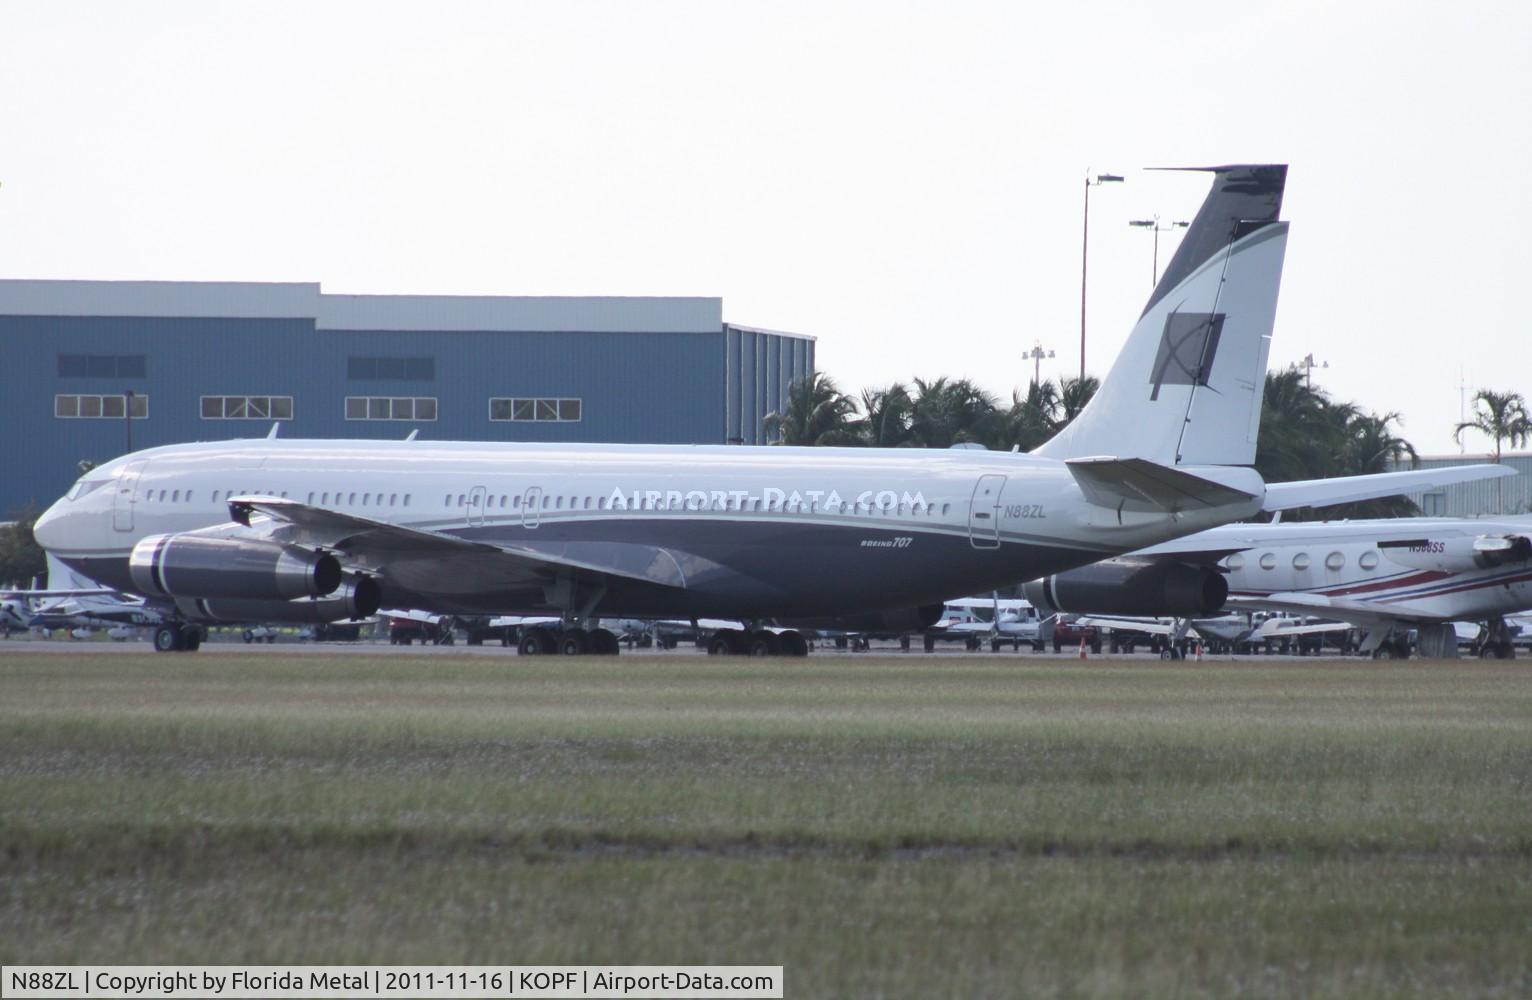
[1036,164,1288,466]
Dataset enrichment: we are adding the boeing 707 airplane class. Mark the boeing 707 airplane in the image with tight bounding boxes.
[30,164,1504,654]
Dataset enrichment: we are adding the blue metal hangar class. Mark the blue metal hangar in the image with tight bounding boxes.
[0,279,815,514]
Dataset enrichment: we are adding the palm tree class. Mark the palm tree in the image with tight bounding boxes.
[1454,389,1531,513]
[859,383,914,448]
[762,372,863,446]
[908,378,1002,449]
[1005,379,1061,452]
[1056,375,1100,424]
[1454,389,1532,463]
[1255,368,1336,486]
[1254,371,1422,520]
[1329,411,1420,518]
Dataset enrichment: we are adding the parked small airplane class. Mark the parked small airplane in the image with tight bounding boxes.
[1025,514,1532,658]
[3,555,161,635]
[28,165,1509,655]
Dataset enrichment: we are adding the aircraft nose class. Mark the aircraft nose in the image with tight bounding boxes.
[32,500,65,552]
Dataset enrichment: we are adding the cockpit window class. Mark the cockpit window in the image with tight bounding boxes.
[66,479,110,501]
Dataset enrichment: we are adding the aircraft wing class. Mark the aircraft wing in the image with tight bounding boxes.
[1074,615,1177,636]
[1261,464,1514,512]
[224,496,695,597]
[1250,617,1352,639]
[1225,592,1419,627]
[2,587,128,599]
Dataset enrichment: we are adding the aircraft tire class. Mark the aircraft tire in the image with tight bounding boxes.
[747,631,780,657]
[708,635,733,656]
[779,631,809,657]
[590,629,620,655]
[519,628,554,656]
[243,630,255,643]
[899,635,911,651]
[183,629,203,652]
[923,634,937,653]
[154,624,183,653]
[559,631,589,656]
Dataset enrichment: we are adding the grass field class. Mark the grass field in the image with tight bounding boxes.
[2,650,1530,997]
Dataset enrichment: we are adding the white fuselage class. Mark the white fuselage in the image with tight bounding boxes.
[35,438,1265,620]
[1171,517,1532,624]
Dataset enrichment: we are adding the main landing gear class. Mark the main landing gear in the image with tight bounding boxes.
[517,626,621,656]
[153,623,204,653]
[1474,616,1517,660]
[705,628,809,657]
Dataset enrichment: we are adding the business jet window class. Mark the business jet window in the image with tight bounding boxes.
[1325,552,1345,571]
[346,396,438,421]
[1225,554,1245,571]
[1359,551,1380,570]
[55,394,148,419]
[1292,553,1311,570]
[1259,553,1277,570]
[201,396,293,420]
[489,397,583,422]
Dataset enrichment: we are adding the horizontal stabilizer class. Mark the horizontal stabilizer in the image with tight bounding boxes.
[1067,457,1259,513]
[1261,464,1515,512]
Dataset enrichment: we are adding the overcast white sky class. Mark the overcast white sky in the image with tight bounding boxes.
[3,1,1528,455]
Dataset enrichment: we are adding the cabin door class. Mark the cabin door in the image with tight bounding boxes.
[467,485,487,528]
[521,486,543,529]
[968,474,1006,550]
[112,460,148,533]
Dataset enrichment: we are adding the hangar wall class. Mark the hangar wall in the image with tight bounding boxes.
[1397,453,1532,517]
[0,280,814,513]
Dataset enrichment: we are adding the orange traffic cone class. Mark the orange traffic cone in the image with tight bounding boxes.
[1078,637,1088,660]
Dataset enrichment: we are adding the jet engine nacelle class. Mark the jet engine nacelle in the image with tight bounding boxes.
[1023,559,1228,618]
[1380,534,1532,573]
[130,534,342,602]
[176,573,382,624]
[779,604,945,634]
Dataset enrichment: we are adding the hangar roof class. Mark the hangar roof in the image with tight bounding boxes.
[0,279,745,335]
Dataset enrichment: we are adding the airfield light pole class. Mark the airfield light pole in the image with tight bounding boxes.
[1023,342,1055,387]
[1127,216,1190,287]
[1080,172,1124,378]
[1297,352,1328,390]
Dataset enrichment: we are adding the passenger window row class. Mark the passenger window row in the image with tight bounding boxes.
[1229,550,1381,572]
[199,489,412,508]
[444,492,952,516]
